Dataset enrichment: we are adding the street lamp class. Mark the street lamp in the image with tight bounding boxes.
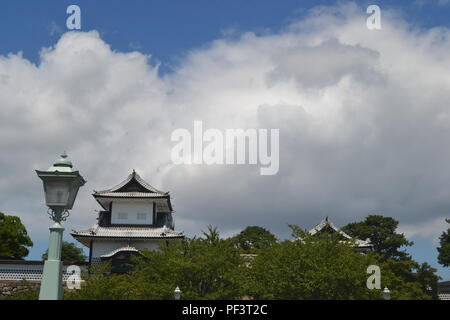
[36,153,86,300]
[174,286,181,300]
[383,287,391,300]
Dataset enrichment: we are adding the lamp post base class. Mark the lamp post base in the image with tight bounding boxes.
[39,222,64,300]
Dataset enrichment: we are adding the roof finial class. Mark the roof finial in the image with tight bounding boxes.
[52,152,73,169]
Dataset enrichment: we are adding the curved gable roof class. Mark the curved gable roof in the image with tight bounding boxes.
[94,170,168,195]
[309,217,372,248]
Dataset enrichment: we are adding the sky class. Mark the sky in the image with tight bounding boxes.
[0,1,449,280]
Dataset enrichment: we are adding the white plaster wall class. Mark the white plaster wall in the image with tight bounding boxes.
[111,201,153,225]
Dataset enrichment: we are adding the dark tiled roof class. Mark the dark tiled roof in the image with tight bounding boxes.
[308,217,372,248]
[94,171,168,195]
[71,224,184,239]
[438,281,450,292]
[0,259,89,266]
[92,171,173,211]
[94,192,168,198]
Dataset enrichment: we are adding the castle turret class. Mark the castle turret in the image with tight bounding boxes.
[71,171,184,268]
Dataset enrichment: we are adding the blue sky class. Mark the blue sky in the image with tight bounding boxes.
[2,0,450,70]
[0,0,450,281]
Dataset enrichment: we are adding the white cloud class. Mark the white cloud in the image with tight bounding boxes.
[1,4,450,254]
[398,217,448,243]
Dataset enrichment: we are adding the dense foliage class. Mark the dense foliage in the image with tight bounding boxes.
[232,226,277,253]
[0,212,33,259]
[240,227,381,300]
[342,215,413,261]
[63,217,440,300]
[437,219,450,268]
[42,241,87,263]
[67,226,244,300]
[342,215,440,299]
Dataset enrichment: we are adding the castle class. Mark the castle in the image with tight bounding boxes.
[71,170,184,271]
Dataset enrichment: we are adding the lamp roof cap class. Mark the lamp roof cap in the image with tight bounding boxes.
[48,152,74,172]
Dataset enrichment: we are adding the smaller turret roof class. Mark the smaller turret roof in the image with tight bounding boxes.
[308,217,372,248]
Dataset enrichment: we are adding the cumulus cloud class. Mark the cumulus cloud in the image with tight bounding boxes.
[1,3,450,256]
[398,217,448,243]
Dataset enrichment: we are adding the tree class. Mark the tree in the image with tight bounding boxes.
[0,212,33,259]
[415,262,440,299]
[66,273,136,300]
[201,225,220,244]
[379,259,440,300]
[42,241,87,264]
[342,215,413,261]
[66,227,245,300]
[63,222,440,300]
[437,218,450,267]
[342,215,441,299]
[241,225,381,300]
[232,226,277,253]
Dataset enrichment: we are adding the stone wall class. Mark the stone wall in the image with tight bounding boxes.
[0,279,87,299]
[0,280,40,298]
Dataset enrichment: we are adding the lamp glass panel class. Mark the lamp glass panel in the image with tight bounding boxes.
[45,181,70,207]
[66,179,81,209]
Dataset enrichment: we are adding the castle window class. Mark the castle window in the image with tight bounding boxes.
[118,212,128,220]
[137,213,147,220]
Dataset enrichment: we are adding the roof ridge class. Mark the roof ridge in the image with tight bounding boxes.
[307,218,372,247]
[93,171,168,194]
[133,172,167,194]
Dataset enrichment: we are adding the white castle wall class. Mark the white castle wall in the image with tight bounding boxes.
[111,201,154,225]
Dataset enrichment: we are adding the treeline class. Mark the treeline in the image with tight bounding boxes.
[2,213,449,300]
[65,215,444,300]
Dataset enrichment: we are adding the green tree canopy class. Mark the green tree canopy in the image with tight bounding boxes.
[42,241,87,264]
[379,259,440,300]
[437,219,450,267]
[201,225,221,244]
[341,215,440,299]
[342,215,413,261]
[241,225,381,300]
[64,223,440,300]
[232,226,277,253]
[0,212,33,259]
[66,229,245,300]
[415,262,440,299]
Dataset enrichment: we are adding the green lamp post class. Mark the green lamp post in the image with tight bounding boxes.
[36,153,86,300]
